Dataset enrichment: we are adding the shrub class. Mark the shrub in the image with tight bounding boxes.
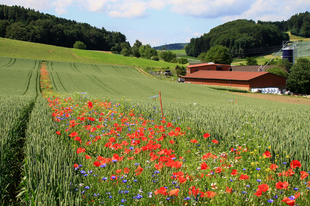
[73,41,86,50]
[178,57,188,64]
[121,48,131,56]
[151,56,159,61]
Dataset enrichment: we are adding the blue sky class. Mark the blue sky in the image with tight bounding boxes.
[1,0,310,47]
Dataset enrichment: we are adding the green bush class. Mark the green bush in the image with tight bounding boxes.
[121,48,131,56]
[73,41,86,50]
[178,57,188,64]
[151,56,159,61]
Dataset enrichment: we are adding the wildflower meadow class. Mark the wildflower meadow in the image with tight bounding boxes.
[42,65,310,205]
[1,57,310,205]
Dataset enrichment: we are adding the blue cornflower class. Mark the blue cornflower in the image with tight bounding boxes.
[112,159,117,163]
[134,179,138,182]
[85,186,90,189]
[135,163,140,166]
[283,162,287,165]
[243,168,246,171]
[294,187,298,191]
[94,193,99,197]
[100,164,106,168]
[289,196,295,200]
[123,180,127,183]
[121,199,126,203]
[268,199,274,203]
[256,168,261,171]
[102,177,108,181]
[257,179,262,182]
[109,195,113,199]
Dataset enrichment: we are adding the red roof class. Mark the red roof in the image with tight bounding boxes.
[182,71,273,81]
[187,63,230,68]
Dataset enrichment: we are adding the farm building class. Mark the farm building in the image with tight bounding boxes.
[186,63,232,74]
[182,71,286,91]
[231,65,275,72]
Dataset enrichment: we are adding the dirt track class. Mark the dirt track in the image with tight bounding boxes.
[232,92,310,105]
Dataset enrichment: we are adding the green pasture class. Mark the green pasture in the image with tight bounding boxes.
[73,49,179,68]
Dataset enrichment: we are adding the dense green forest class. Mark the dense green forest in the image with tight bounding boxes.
[153,43,188,50]
[186,19,289,58]
[0,4,128,51]
[259,11,310,37]
[186,11,310,58]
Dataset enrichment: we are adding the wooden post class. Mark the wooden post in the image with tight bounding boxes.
[159,91,164,118]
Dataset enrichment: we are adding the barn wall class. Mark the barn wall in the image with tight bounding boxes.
[184,78,250,89]
[250,74,286,89]
[186,65,231,74]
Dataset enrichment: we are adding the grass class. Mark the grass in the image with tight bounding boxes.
[0,37,104,64]
[73,49,180,69]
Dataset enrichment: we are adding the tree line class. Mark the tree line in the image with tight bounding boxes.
[185,19,289,58]
[0,4,128,51]
[258,11,310,38]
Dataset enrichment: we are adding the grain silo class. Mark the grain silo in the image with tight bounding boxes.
[282,45,295,64]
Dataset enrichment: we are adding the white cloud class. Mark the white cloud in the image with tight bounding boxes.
[53,0,73,14]
[108,2,148,18]
[2,0,310,20]
[222,0,310,23]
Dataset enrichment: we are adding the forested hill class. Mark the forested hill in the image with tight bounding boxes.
[186,19,289,58]
[0,4,128,51]
[258,11,310,38]
[153,43,188,50]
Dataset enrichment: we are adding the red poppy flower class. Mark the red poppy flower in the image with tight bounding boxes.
[258,184,269,192]
[263,151,271,158]
[154,187,167,196]
[124,167,130,174]
[203,133,210,138]
[169,140,175,144]
[169,189,179,196]
[269,164,278,171]
[85,155,91,159]
[190,139,198,143]
[201,162,209,170]
[69,131,78,138]
[212,139,219,144]
[275,181,289,189]
[290,160,301,169]
[205,191,216,198]
[73,164,79,168]
[231,169,238,176]
[74,136,81,141]
[254,189,262,197]
[226,186,232,193]
[76,147,85,154]
[239,174,249,180]
[282,197,295,206]
[215,167,223,173]
[300,171,309,180]
[93,161,100,167]
[135,165,143,176]
[56,131,61,135]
